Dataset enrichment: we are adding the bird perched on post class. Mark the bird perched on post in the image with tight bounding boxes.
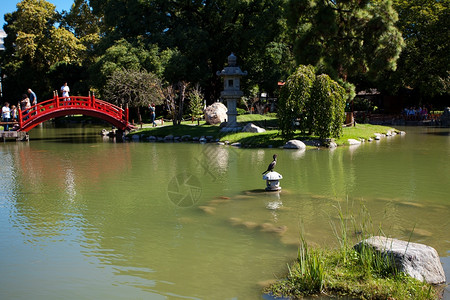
[262,154,278,175]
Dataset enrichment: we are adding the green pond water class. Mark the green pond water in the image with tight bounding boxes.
[0,125,449,299]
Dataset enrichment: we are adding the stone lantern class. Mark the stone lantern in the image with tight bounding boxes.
[263,171,283,191]
[216,53,247,130]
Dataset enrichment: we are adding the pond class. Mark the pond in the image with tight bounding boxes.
[0,125,449,299]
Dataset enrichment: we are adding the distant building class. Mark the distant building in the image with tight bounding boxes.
[0,29,6,51]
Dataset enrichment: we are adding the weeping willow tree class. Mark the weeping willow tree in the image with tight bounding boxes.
[278,65,346,140]
[310,74,346,140]
[277,65,316,139]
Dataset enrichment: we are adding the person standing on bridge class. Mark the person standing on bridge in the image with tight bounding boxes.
[2,102,11,131]
[10,105,17,121]
[60,82,70,104]
[28,89,37,106]
[19,94,31,121]
[28,88,37,115]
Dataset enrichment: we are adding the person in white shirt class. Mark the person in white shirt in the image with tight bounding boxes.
[2,102,11,131]
[60,82,70,103]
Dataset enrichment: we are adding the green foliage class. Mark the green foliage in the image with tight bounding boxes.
[310,74,346,139]
[236,108,247,115]
[187,84,204,123]
[287,0,404,84]
[90,39,167,96]
[104,68,164,108]
[278,66,346,140]
[277,65,316,139]
[1,0,86,99]
[295,237,325,293]
[88,0,292,100]
[382,0,450,99]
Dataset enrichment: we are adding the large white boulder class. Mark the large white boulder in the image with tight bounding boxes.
[347,138,361,145]
[205,102,228,125]
[354,236,446,285]
[242,123,266,133]
[283,139,306,149]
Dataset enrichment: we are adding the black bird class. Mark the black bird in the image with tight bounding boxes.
[262,154,278,175]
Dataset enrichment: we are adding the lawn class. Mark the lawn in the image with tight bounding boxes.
[129,114,399,147]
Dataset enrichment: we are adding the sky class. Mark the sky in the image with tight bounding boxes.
[1,0,73,28]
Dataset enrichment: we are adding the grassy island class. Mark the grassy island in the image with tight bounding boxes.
[264,240,437,299]
[264,206,439,300]
[128,114,399,148]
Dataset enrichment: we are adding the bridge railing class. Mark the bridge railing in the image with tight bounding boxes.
[18,93,129,129]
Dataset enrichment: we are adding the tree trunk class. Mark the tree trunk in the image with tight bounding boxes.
[137,106,142,128]
[177,81,187,125]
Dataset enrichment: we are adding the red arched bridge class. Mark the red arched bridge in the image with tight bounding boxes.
[17,93,135,132]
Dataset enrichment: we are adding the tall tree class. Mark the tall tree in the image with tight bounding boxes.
[60,0,101,62]
[383,0,449,100]
[287,0,404,89]
[1,0,85,99]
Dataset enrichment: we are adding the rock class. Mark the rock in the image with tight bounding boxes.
[198,206,216,215]
[399,131,406,135]
[148,136,156,141]
[229,217,243,226]
[181,135,191,141]
[231,142,241,147]
[164,135,174,141]
[132,134,140,141]
[242,123,266,133]
[205,102,228,125]
[347,139,361,145]
[354,236,446,285]
[206,135,214,141]
[199,137,207,143]
[242,221,259,229]
[328,142,337,148]
[303,140,321,147]
[368,138,373,142]
[217,142,225,145]
[283,139,306,149]
[157,137,164,142]
[192,137,199,142]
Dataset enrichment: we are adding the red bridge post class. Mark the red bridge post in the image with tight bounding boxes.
[125,104,129,123]
[18,108,23,129]
[55,90,60,108]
